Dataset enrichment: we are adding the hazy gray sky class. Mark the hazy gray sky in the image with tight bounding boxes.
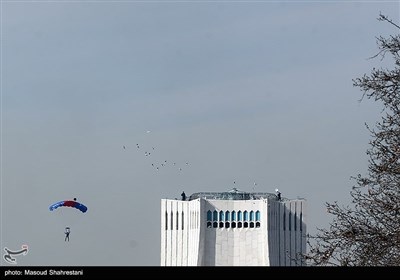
[1,0,399,266]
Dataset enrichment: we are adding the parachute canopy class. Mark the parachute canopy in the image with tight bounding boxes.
[49,200,88,213]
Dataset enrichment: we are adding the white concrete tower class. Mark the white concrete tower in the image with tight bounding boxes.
[160,188,306,266]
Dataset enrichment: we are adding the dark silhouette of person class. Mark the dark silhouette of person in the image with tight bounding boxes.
[181,191,186,201]
[65,227,70,242]
[275,189,281,201]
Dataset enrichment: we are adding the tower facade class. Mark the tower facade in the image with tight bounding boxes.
[160,188,306,266]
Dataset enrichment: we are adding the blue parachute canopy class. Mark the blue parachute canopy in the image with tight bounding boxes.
[49,200,88,213]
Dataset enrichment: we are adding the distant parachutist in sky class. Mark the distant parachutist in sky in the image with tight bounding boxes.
[65,227,70,242]
[49,198,88,241]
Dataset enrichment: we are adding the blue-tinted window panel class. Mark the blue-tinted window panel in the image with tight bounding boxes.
[219,211,224,221]
[207,210,212,221]
[232,211,236,221]
[250,211,254,221]
[225,211,230,221]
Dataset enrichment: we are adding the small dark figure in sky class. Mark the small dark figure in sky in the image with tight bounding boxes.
[181,191,186,201]
[65,227,70,242]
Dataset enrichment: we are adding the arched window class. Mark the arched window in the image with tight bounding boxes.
[207,210,212,221]
[255,211,260,221]
[219,211,224,221]
[256,222,260,228]
[182,212,184,230]
[231,211,236,221]
[244,211,248,221]
[238,222,242,228]
[213,210,218,221]
[250,211,254,221]
[171,211,173,230]
[238,211,242,221]
[165,211,168,230]
[225,211,230,221]
[176,211,179,230]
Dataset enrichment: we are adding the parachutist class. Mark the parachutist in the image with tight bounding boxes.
[65,227,70,242]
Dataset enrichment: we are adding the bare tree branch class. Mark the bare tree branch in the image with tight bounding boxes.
[303,14,400,266]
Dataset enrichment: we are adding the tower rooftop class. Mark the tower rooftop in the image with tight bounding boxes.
[188,187,281,201]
